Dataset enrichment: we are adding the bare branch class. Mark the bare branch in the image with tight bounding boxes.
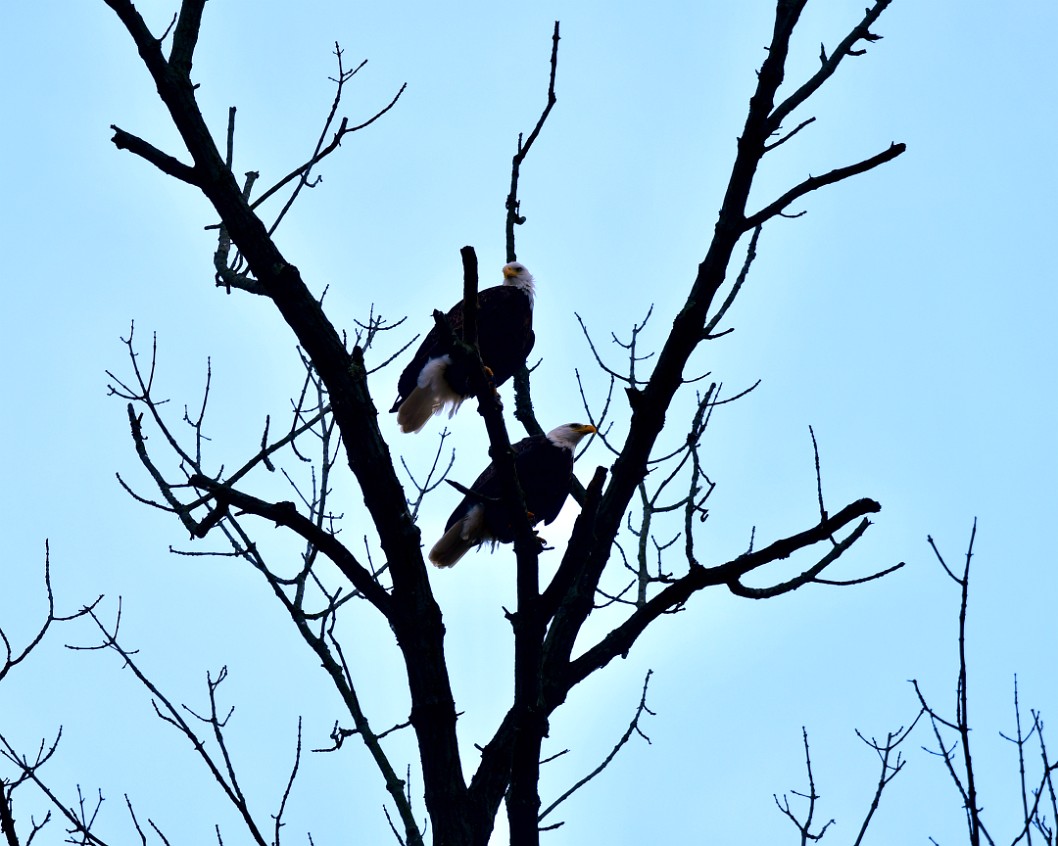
[850,713,924,845]
[109,126,200,185]
[71,608,271,846]
[1,780,20,846]
[273,719,303,846]
[773,728,835,841]
[727,515,871,598]
[763,116,816,152]
[702,224,761,338]
[187,474,393,616]
[1,542,98,684]
[768,0,894,132]
[538,670,654,823]
[249,45,407,219]
[743,143,906,230]
[505,21,560,262]
[561,498,880,691]
[168,0,207,78]
[912,520,993,846]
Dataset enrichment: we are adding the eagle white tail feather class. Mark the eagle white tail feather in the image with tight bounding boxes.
[396,355,464,433]
[428,506,487,568]
[395,388,441,433]
[428,524,474,568]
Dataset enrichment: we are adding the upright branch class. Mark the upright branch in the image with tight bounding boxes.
[168,0,206,79]
[850,716,923,845]
[505,21,560,264]
[0,784,18,846]
[460,247,480,350]
[0,544,96,846]
[465,6,906,831]
[773,728,835,841]
[507,21,560,439]
[1005,679,1035,843]
[576,308,721,604]
[914,521,990,846]
[445,247,547,845]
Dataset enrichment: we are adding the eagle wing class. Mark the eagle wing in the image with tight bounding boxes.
[390,299,465,412]
[442,435,541,531]
[475,285,534,387]
[391,285,533,416]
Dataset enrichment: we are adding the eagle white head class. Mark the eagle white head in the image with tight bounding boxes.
[502,262,535,302]
[546,422,597,451]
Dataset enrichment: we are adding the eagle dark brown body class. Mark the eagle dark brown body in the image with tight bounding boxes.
[391,263,536,433]
[429,423,596,567]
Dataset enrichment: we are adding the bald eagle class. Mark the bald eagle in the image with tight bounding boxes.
[428,422,596,568]
[391,262,536,433]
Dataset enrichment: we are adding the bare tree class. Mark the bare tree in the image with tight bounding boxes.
[1,2,910,845]
[0,546,97,846]
[914,523,1058,846]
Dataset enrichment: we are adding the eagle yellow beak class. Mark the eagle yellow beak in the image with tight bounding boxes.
[502,265,519,279]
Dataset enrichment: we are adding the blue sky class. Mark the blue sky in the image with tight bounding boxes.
[2,1,1057,843]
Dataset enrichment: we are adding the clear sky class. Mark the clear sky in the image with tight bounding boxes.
[2,1,1056,844]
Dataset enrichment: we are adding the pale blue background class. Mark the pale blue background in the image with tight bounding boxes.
[2,2,1056,843]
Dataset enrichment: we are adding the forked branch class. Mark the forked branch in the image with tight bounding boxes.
[768,0,894,132]
[188,474,393,615]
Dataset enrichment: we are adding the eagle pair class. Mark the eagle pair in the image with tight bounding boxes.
[391,262,595,567]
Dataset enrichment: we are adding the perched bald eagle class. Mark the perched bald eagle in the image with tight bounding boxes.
[428,422,596,568]
[391,262,536,433]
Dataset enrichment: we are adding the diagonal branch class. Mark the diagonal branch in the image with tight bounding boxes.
[188,474,393,616]
[727,516,872,598]
[0,730,107,846]
[558,497,880,693]
[538,670,653,824]
[768,0,893,133]
[110,126,200,185]
[743,142,906,230]
[851,713,923,846]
